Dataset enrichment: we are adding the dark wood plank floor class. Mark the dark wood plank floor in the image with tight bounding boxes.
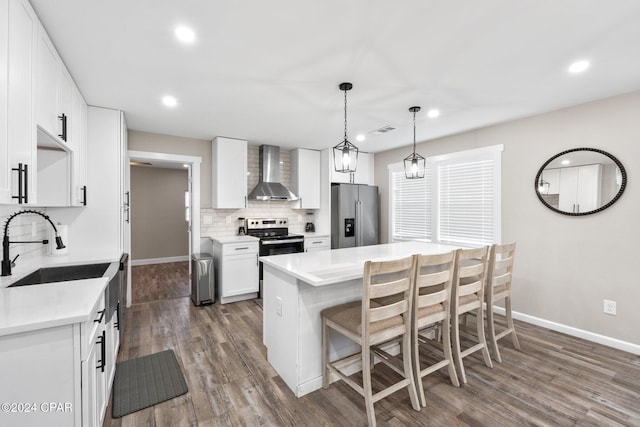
[105,268,640,427]
[132,261,190,304]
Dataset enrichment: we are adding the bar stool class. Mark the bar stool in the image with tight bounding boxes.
[411,251,460,407]
[450,246,493,384]
[321,255,420,427]
[486,242,521,362]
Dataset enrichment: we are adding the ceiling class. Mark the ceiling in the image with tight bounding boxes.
[30,0,640,154]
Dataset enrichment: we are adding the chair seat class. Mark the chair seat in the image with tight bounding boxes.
[321,300,405,338]
[415,303,446,329]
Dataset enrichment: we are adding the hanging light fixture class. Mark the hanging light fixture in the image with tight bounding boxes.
[537,173,550,194]
[333,82,358,173]
[404,106,426,179]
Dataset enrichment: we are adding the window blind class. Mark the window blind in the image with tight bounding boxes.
[390,167,432,241]
[438,159,495,245]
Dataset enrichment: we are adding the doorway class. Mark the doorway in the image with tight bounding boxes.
[127,150,202,304]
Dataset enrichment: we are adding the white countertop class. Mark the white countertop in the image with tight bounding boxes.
[260,241,462,286]
[301,232,330,239]
[210,235,259,244]
[0,249,121,337]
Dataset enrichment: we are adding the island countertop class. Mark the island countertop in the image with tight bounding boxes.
[260,241,461,286]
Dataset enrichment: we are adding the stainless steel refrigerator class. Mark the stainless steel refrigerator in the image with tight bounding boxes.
[331,184,379,249]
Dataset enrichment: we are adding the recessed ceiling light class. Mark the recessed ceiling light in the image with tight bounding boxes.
[561,159,571,165]
[175,26,195,43]
[427,109,440,118]
[162,95,177,107]
[356,134,366,142]
[183,164,189,168]
[568,60,590,74]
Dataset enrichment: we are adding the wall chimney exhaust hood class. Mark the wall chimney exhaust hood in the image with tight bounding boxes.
[248,145,298,201]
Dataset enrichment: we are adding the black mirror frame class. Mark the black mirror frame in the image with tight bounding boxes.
[534,147,627,216]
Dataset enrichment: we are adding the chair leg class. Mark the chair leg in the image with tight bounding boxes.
[402,333,420,411]
[451,308,466,384]
[506,296,521,350]
[322,317,330,389]
[413,329,426,407]
[441,318,460,387]
[476,306,493,369]
[486,302,502,363]
[362,346,376,427]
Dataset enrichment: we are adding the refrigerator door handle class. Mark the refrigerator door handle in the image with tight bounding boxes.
[355,200,362,246]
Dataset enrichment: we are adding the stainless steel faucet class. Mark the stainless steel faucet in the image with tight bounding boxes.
[2,210,66,276]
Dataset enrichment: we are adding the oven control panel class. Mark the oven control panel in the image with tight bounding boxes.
[246,218,288,229]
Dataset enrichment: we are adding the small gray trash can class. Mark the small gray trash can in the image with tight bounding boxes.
[191,253,215,306]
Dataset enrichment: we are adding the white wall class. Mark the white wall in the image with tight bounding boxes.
[374,90,640,346]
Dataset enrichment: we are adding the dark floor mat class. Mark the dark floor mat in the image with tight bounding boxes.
[111,349,188,418]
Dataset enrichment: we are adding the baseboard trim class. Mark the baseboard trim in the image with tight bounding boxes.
[131,256,189,266]
[493,306,640,356]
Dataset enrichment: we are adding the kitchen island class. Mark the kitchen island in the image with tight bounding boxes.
[260,241,460,397]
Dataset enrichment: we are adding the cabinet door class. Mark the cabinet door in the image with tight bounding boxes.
[212,137,247,208]
[222,253,259,296]
[330,151,374,185]
[558,167,578,213]
[291,149,320,209]
[36,24,58,136]
[81,340,98,427]
[57,66,73,143]
[70,85,87,206]
[6,0,37,204]
[0,0,9,202]
[576,164,601,213]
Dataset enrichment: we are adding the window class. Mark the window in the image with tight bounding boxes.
[389,145,502,246]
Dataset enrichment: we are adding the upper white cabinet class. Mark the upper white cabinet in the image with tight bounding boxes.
[559,164,602,214]
[330,151,374,185]
[291,148,320,209]
[212,136,247,209]
[0,0,38,204]
[36,24,73,145]
[70,85,88,206]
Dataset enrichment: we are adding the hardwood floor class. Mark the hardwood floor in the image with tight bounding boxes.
[105,269,640,427]
[132,261,190,304]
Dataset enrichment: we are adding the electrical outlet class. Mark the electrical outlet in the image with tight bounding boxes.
[276,297,282,317]
[603,299,616,315]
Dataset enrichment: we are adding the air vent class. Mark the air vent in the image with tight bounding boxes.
[371,125,396,134]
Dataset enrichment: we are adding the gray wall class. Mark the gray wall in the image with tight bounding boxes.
[128,130,212,207]
[374,90,640,345]
[130,166,189,260]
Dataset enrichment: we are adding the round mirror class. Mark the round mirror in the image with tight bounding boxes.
[534,148,626,216]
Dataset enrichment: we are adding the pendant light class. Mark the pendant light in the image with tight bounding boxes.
[333,82,358,173]
[404,106,426,179]
[537,172,550,195]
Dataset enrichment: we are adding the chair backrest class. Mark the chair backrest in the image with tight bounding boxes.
[362,256,415,343]
[452,246,489,310]
[413,251,456,325]
[487,242,516,302]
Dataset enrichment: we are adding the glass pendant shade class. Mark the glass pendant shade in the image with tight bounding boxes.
[333,82,358,173]
[404,106,426,179]
[538,178,550,194]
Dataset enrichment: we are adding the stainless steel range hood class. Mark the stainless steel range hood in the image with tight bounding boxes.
[248,145,298,201]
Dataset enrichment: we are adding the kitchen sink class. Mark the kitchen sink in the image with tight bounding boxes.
[8,263,111,287]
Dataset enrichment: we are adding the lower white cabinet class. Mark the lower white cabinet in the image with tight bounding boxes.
[212,238,259,304]
[0,291,112,427]
[304,235,330,252]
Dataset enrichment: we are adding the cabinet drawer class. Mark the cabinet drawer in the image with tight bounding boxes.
[80,292,105,361]
[222,242,258,255]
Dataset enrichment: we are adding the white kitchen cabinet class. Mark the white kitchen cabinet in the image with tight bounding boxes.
[212,238,259,304]
[304,235,330,252]
[559,164,602,213]
[291,148,320,209]
[330,150,374,185]
[0,0,38,204]
[0,290,110,427]
[212,137,247,208]
[70,85,88,206]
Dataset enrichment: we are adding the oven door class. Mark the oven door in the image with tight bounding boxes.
[258,238,304,286]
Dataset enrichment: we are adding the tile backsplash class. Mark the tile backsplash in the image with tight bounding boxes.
[200,145,315,237]
[0,206,51,266]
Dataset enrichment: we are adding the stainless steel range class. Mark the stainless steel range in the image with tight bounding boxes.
[246,218,304,290]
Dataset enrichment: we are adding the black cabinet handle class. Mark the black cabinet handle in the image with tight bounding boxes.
[124,191,130,207]
[81,185,87,206]
[94,309,105,324]
[96,330,106,372]
[58,113,67,141]
[114,303,120,330]
[11,163,28,204]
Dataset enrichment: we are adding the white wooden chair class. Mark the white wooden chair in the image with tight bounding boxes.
[450,246,493,384]
[411,251,460,407]
[486,242,521,362]
[321,256,420,427]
